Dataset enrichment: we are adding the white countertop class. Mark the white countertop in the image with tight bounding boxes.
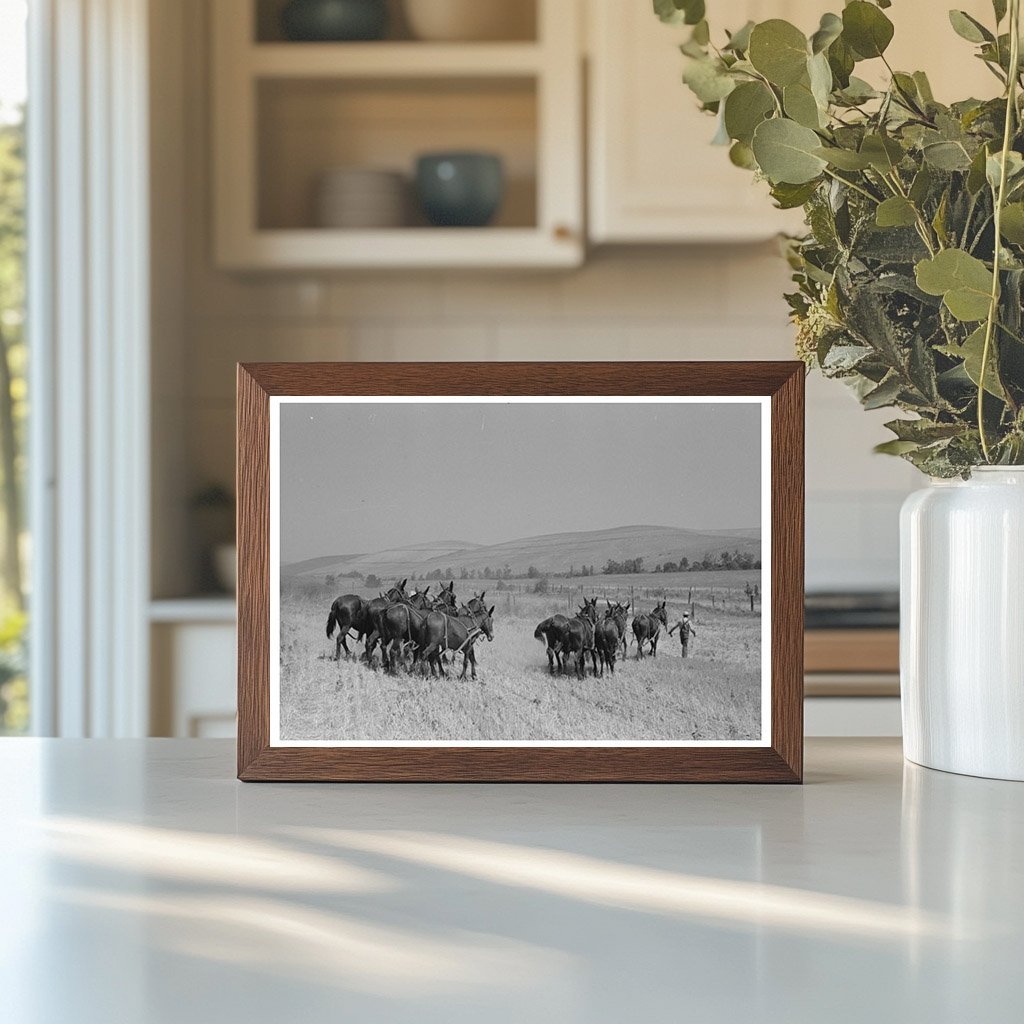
[1,738,1020,1023]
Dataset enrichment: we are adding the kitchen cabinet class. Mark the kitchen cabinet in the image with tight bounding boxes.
[150,600,237,738]
[586,0,998,244]
[587,0,813,243]
[211,0,583,269]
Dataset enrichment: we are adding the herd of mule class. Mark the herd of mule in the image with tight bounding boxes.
[535,598,669,678]
[326,579,495,680]
[326,579,677,681]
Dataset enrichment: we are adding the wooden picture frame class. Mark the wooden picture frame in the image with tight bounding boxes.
[237,362,804,782]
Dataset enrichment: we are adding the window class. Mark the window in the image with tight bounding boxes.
[0,0,28,734]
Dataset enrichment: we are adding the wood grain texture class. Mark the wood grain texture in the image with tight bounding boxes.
[236,361,805,783]
[805,629,899,674]
[237,366,270,778]
[770,365,804,782]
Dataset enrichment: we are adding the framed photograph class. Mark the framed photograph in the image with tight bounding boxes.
[237,362,804,782]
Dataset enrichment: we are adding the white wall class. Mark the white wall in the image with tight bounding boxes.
[158,0,920,599]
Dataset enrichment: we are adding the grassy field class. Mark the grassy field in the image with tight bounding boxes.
[278,573,762,743]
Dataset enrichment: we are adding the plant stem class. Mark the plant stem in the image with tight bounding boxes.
[884,171,939,254]
[822,167,881,205]
[979,0,1021,462]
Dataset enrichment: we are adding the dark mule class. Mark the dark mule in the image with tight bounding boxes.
[632,600,668,659]
[326,594,368,660]
[564,598,601,679]
[377,586,435,673]
[595,600,630,674]
[535,614,571,674]
[362,579,408,666]
[417,604,495,680]
[434,581,458,615]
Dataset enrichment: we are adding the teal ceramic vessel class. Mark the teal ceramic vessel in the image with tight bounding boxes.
[281,0,388,42]
[415,152,505,227]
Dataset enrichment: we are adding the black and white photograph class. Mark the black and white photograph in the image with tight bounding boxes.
[270,397,770,746]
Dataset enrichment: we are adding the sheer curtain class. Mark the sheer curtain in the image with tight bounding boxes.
[28,0,150,736]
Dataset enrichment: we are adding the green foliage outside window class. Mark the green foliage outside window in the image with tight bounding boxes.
[0,109,27,733]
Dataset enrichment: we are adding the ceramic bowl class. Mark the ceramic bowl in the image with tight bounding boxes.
[316,168,407,228]
[281,0,388,42]
[415,152,504,227]
[403,0,534,42]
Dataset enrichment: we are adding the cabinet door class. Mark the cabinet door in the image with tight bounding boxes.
[588,0,995,244]
[588,0,811,243]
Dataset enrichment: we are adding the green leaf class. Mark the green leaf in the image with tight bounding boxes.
[729,140,757,169]
[771,180,820,209]
[653,0,681,24]
[748,20,809,86]
[875,439,922,455]
[836,76,879,104]
[885,418,963,443]
[909,164,933,205]
[682,0,705,25]
[860,133,904,173]
[913,71,935,104]
[680,19,710,56]
[807,51,833,109]
[967,144,991,193]
[863,375,903,409]
[653,0,705,26]
[751,118,828,184]
[1000,203,1024,244]
[842,1,895,59]
[922,140,973,171]
[724,20,755,53]
[892,72,923,110]
[723,81,775,144]
[810,12,843,54]
[784,81,824,129]
[986,150,1024,191]
[876,197,918,228]
[939,325,1006,397]
[827,35,856,88]
[948,10,994,44]
[682,57,736,104]
[915,249,994,322]
[932,190,950,246]
[814,146,872,170]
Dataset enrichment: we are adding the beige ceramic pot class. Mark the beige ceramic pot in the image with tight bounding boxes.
[403,0,534,41]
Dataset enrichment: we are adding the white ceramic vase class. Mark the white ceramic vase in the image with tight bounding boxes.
[900,467,1024,780]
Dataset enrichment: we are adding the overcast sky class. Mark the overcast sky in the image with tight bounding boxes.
[278,401,762,564]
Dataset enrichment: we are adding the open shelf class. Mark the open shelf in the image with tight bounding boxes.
[254,0,538,44]
[212,0,582,268]
[219,227,578,269]
[249,41,544,77]
[257,76,538,232]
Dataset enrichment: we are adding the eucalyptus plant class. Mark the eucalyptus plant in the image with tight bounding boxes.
[657,0,1024,475]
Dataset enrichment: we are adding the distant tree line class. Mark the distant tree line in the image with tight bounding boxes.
[324,549,759,589]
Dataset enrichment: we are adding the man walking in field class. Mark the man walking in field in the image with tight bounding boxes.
[668,612,697,658]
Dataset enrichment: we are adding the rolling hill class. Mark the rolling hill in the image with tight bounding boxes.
[283,525,759,580]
